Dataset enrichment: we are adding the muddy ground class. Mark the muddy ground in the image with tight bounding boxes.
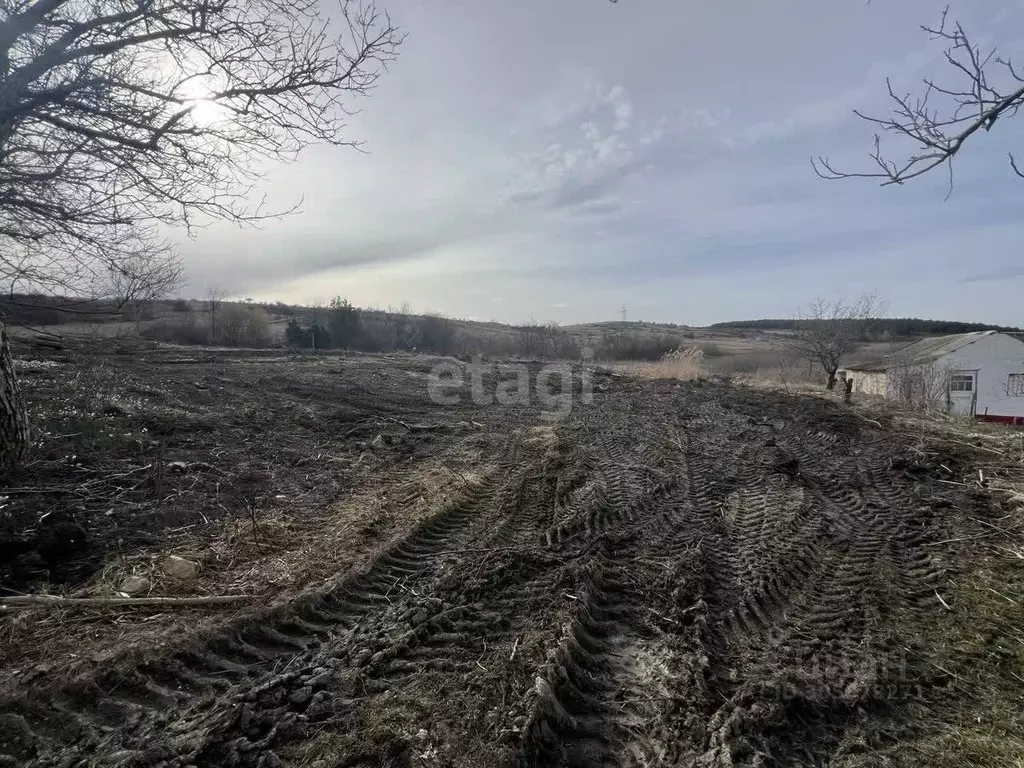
[0,344,1022,767]
[0,342,522,590]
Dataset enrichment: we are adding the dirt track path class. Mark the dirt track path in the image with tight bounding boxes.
[0,378,972,767]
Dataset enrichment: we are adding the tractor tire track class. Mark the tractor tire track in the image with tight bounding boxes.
[0,378,985,768]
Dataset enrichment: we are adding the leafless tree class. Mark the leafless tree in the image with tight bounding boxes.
[519,318,543,358]
[1,0,401,244]
[814,6,1024,189]
[205,286,229,342]
[0,0,402,472]
[108,241,185,330]
[218,303,270,347]
[789,293,886,390]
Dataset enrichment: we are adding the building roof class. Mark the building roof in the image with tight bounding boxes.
[844,331,1003,373]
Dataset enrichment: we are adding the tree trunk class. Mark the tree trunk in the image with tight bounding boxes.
[0,323,30,475]
[825,370,838,390]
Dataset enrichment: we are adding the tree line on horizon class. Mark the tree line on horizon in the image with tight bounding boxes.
[711,318,1023,338]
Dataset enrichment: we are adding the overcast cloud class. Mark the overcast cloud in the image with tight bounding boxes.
[177,0,1024,326]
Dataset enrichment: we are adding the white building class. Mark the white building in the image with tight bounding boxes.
[839,331,1024,425]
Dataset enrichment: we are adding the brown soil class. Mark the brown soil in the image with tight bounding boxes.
[0,347,1021,767]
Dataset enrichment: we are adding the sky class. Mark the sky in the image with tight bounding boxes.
[177,0,1024,327]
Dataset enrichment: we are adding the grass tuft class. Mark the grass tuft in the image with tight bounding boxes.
[619,346,705,381]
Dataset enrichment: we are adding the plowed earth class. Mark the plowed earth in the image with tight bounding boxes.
[0,356,1007,767]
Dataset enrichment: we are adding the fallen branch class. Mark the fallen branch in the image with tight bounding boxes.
[341,420,378,438]
[936,439,1006,456]
[0,594,253,609]
[2,486,78,496]
[970,516,1020,538]
[922,533,996,547]
[384,416,446,432]
[440,460,469,486]
[850,411,882,428]
[985,587,1020,605]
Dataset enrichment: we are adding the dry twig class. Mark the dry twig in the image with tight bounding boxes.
[0,594,252,609]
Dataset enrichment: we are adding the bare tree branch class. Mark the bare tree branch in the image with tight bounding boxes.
[814,6,1024,186]
[0,0,403,298]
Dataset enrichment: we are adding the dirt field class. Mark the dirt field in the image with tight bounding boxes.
[1,344,1022,767]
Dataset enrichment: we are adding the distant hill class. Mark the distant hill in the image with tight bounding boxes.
[7,290,1019,360]
[710,318,1023,338]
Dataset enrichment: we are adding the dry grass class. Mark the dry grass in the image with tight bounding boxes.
[0,461,490,691]
[521,424,559,450]
[85,516,301,601]
[618,346,705,381]
[732,372,825,396]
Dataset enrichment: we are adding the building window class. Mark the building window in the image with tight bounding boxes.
[950,374,974,392]
[1009,373,1024,396]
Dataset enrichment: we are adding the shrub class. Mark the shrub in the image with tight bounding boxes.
[285,317,310,348]
[595,332,681,361]
[140,314,209,345]
[698,342,723,357]
[418,314,458,354]
[216,304,273,347]
[327,297,361,348]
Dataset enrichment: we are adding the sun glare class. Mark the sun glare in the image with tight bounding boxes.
[179,79,229,128]
[188,97,228,127]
